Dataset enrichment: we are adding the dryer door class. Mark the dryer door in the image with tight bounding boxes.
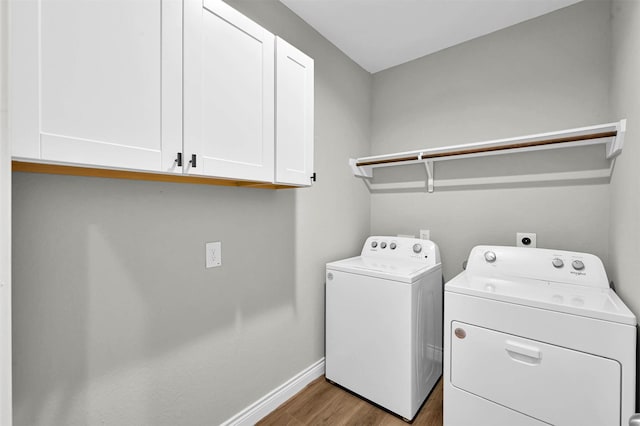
[450,321,621,426]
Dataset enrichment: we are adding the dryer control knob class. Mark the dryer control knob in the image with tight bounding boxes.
[390,242,397,250]
[572,260,585,271]
[484,251,496,263]
[371,241,378,248]
[552,258,564,268]
[413,244,422,254]
[380,242,387,249]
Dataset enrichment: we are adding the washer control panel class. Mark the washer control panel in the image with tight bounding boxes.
[470,245,609,288]
[362,236,440,265]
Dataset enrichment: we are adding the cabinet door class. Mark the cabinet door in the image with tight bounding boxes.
[9,0,182,173]
[184,0,275,182]
[275,38,314,186]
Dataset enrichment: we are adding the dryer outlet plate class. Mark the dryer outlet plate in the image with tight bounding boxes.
[517,233,537,248]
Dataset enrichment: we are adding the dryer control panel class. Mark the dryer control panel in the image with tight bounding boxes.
[362,236,441,266]
[466,245,609,288]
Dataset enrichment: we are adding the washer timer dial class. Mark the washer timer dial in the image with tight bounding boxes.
[572,260,585,271]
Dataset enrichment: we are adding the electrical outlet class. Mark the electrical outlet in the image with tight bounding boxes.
[419,229,430,240]
[206,242,222,268]
[516,233,536,248]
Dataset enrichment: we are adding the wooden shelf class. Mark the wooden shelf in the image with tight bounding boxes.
[12,161,297,190]
[350,120,626,193]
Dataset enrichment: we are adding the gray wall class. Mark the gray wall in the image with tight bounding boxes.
[11,1,371,424]
[609,0,640,405]
[610,0,640,322]
[370,0,613,280]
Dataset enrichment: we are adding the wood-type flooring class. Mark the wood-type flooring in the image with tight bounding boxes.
[257,376,443,426]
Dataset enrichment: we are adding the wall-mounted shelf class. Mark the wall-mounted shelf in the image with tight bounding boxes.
[350,120,626,193]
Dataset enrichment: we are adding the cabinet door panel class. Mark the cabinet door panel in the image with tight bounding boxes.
[184,0,274,182]
[275,38,314,186]
[10,0,182,173]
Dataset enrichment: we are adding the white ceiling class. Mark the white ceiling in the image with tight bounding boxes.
[278,0,584,73]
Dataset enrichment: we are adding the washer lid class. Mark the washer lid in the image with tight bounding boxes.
[327,256,439,283]
[446,272,636,325]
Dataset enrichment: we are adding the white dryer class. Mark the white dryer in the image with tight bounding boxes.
[326,236,443,421]
[444,245,636,426]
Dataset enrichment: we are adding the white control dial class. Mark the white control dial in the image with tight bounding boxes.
[390,242,397,250]
[572,260,585,271]
[552,258,564,268]
[413,244,422,254]
[371,241,378,248]
[484,251,497,263]
[380,242,387,249]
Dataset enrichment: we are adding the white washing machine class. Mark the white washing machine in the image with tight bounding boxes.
[326,236,443,421]
[444,245,637,426]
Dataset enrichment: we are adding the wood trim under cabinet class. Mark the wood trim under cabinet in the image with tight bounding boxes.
[11,161,296,190]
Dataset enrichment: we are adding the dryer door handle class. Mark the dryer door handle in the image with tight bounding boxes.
[505,340,542,365]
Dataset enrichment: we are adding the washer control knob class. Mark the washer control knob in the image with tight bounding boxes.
[371,241,378,248]
[390,242,397,250]
[552,258,564,268]
[484,251,497,263]
[380,242,387,249]
[413,244,422,254]
[572,260,585,271]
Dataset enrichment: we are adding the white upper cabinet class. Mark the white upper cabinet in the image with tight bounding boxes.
[184,0,275,182]
[275,37,314,187]
[10,0,314,187]
[9,0,183,174]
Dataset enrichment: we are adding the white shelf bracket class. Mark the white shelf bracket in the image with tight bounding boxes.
[423,157,434,193]
[606,119,626,159]
[349,158,372,179]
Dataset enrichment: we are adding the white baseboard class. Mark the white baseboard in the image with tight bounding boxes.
[220,358,325,426]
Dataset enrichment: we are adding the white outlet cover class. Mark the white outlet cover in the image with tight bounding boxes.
[516,233,537,248]
[420,229,430,240]
[206,242,222,268]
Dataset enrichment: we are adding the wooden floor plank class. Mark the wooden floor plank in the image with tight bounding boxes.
[258,408,305,426]
[305,388,366,425]
[285,378,341,420]
[257,376,443,426]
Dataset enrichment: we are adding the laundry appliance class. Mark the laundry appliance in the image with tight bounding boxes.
[326,236,443,421]
[444,245,636,426]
